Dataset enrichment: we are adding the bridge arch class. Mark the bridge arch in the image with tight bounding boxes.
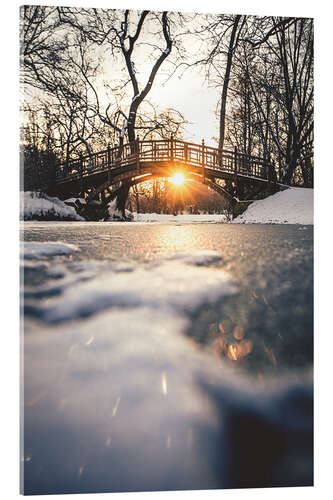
[86,164,236,205]
[51,138,278,215]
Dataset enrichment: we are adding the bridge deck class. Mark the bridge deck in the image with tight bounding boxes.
[55,139,276,187]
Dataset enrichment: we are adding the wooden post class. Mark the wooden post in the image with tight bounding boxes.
[79,152,83,194]
[153,140,156,162]
[233,146,238,191]
[202,139,205,181]
[170,134,174,162]
[234,146,238,173]
[107,144,111,167]
[107,144,111,184]
[136,136,140,171]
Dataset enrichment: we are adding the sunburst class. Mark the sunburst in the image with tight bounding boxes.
[169,172,185,186]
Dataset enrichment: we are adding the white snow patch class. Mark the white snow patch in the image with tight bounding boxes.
[107,199,134,221]
[233,187,313,225]
[64,197,87,205]
[22,241,81,260]
[26,256,237,323]
[21,191,84,221]
[133,212,227,223]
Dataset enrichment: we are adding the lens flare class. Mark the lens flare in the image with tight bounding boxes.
[169,172,185,185]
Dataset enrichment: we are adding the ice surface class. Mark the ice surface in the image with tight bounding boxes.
[22,231,313,493]
[24,308,220,493]
[233,187,313,224]
[24,305,313,494]
[162,249,224,266]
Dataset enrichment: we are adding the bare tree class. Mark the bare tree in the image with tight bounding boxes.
[54,8,175,214]
[244,17,313,184]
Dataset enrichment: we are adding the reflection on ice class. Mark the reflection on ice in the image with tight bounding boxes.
[161,372,168,396]
[111,397,121,417]
[85,335,94,346]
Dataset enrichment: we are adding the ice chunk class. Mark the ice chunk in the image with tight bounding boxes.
[22,241,81,260]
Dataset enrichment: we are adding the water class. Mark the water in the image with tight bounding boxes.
[21,222,313,494]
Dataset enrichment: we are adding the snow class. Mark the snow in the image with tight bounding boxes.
[24,252,237,324]
[233,187,313,225]
[64,197,86,205]
[120,121,127,138]
[21,187,313,225]
[21,191,84,221]
[107,199,134,221]
[133,212,227,223]
[22,241,81,260]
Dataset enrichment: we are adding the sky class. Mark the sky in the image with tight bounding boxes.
[149,66,220,144]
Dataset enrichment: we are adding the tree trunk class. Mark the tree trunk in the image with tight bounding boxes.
[219,15,242,151]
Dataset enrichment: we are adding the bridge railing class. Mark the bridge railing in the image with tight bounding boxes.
[55,138,275,183]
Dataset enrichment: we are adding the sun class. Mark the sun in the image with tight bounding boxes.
[169,172,185,186]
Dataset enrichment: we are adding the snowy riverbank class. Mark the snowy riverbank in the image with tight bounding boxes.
[232,187,313,225]
[20,187,313,225]
[20,191,85,221]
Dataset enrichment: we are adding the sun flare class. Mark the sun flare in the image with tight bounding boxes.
[169,173,185,186]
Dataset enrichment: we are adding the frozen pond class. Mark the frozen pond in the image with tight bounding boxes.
[21,222,313,494]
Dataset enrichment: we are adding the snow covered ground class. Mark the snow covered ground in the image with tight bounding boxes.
[132,212,227,223]
[20,187,313,225]
[20,191,84,221]
[233,187,313,225]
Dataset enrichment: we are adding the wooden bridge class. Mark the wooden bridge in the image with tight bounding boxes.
[49,138,278,210]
